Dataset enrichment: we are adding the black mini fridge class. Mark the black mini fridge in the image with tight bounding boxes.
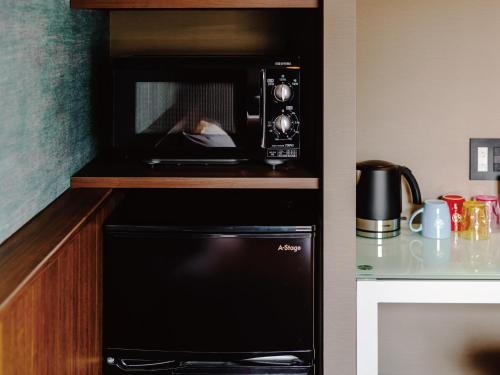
[103,190,316,375]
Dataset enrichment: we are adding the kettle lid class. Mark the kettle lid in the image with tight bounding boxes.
[357,160,397,171]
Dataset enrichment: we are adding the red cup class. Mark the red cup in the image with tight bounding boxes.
[442,194,465,231]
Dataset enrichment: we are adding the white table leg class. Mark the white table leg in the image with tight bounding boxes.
[356,280,500,375]
[357,281,379,375]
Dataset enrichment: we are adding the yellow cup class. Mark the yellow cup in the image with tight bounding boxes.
[460,201,490,240]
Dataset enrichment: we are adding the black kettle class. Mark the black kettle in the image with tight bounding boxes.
[356,160,422,238]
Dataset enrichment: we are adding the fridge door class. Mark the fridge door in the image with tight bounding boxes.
[103,230,314,354]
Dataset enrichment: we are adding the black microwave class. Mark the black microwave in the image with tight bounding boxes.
[112,56,301,166]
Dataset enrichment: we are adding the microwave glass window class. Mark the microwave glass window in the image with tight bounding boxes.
[135,82,237,148]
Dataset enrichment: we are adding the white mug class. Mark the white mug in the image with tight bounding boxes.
[409,199,451,239]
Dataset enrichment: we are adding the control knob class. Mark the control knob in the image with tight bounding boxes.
[273,83,293,102]
[273,114,293,135]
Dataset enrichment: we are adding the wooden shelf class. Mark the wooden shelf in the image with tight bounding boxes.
[71,159,319,189]
[70,0,319,9]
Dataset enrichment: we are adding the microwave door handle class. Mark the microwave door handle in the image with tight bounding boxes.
[114,359,180,371]
[246,94,261,125]
[260,68,267,149]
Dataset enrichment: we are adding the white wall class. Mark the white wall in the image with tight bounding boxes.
[380,304,500,375]
[358,1,500,374]
[358,0,500,217]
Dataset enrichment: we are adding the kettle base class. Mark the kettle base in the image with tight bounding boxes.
[356,218,401,239]
[356,229,400,239]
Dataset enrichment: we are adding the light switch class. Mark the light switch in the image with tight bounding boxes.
[478,147,488,172]
[470,138,500,180]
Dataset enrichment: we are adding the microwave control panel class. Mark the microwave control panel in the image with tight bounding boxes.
[262,66,300,161]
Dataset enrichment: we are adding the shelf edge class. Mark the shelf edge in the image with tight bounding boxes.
[70,0,319,9]
[71,176,320,189]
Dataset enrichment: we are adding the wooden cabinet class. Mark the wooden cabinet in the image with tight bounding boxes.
[0,0,356,375]
[0,189,120,375]
[0,1,360,375]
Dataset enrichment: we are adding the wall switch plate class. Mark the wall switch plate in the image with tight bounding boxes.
[470,138,500,180]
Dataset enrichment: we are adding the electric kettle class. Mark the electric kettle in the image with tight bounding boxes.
[356,160,422,238]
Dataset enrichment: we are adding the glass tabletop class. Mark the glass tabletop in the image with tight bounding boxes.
[357,222,500,280]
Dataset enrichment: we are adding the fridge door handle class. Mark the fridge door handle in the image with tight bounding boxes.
[240,354,303,366]
[110,358,180,371]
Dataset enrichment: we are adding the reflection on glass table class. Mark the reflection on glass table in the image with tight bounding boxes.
[357,221,500,280]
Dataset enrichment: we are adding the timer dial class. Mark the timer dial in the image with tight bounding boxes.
[273,83,293,102]
[274,114,292,134]
[272,112,299,139]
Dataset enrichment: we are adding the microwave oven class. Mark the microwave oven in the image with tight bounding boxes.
[103,190,316,374]
[112,56,301,166]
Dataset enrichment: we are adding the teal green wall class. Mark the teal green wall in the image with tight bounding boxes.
[0,1,108,243]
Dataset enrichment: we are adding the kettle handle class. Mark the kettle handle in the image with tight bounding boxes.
[400,166,422,205]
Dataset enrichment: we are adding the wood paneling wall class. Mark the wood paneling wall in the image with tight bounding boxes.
[0,189,120,375]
